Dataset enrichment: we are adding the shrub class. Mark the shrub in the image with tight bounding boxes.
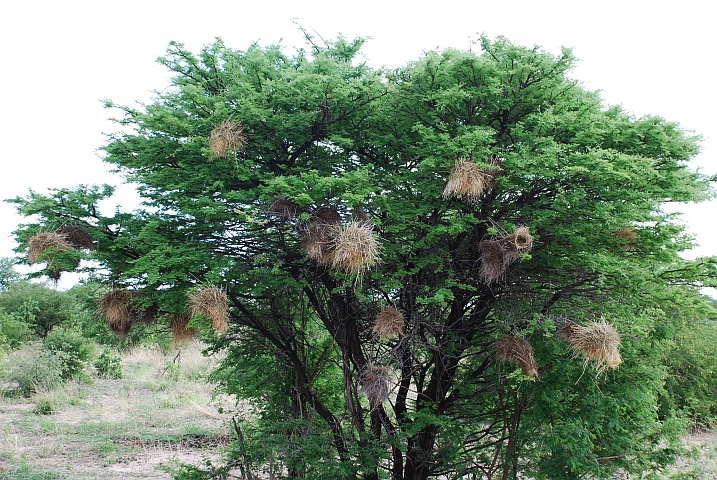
[43,327,94,379]
[94,349,123,379]
[0,309,33,348]
[2,343,63,395]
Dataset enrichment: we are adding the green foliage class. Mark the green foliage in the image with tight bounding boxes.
[93,348,123,378]
[661,319,717,430]
[7,32,717,479]
[0,281,76,338]
[43,327,94,379]
[2,343,63,395]
[0,308,33,348]
[0,257,19,290]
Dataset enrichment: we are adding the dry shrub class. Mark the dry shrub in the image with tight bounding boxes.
[564,320,622,371]
[210,120,247,158]
[58,225,94,250]
[99,289,136,335]
[495,336,539,378]
[443,158,490,201]
[27,232,72,264]
[268,196,301,219]
[361,365,391,408]
[169,313,198,344]
[329,221,382,275]
[479,240,507,284]
[613,227,638,250]
[188,286,229,334]
[373,307,404,339]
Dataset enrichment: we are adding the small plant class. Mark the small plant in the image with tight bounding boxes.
[32,397,55,415]
[94,349,123,379]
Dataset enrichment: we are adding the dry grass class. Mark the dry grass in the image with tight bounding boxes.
[209,120,246,158]
[443,158,490,201]
[188,287,229,334]
[479,240,507,284]
[556,322,580,342]
[563,320,622,371]
[373,307,405,339]
[361,365,391,409]
[58,225,94,250]
[495,336,539,378]
[99,289,137,335]
[169,313,199,344]
[329,221,383,275]
[27,232,72,264]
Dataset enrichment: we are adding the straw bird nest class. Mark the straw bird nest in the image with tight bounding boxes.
[169,313,198,344]
[613,227,638,250]
[329,221,382,275]
[373,306,405,339]
[27,232,72,264]
[58,225,94,250]
[188,286,229,334]
[443,157,504,201]
[98,289,137,335]
[560,320,622,371]
[479,227,534,285]
[361,365,391,409]
[209,120,247,158]
[268,196,302,219]
[495,336,539,378]
[479,240,508,285]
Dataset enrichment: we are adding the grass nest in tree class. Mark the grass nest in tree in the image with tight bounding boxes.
[209,120,247,158]
[495,336,539,378]
[169,313,198,344]
[442,158,490,201]
[479,240,507,285]
[373,306,405,339]
[361,365,391,409]
[329,221,382,275]
[188,286,229,334]
[563,320,622,371]
[27,232,72,264]
[314,207,342,225]
[268,196,302,219]
[502,226,533,255]
[302,221,335,265]
[99,289,137,335]
[613,227,638,250]
[58,225,94,250]
[483,154,505,189]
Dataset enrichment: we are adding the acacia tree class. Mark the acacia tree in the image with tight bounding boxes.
[9,34,717,479]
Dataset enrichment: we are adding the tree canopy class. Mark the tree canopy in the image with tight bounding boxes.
[8,34,717,479]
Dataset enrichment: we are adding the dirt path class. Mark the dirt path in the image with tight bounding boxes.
[0,345,236,479]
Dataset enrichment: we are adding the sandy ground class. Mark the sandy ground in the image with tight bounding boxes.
[0,344,237,479]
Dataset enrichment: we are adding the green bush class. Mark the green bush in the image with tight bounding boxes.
[0,309,33,348]
[94,349,123,379]
[661,321,717,430]
[43,327,94,379]
[2,343,63,395]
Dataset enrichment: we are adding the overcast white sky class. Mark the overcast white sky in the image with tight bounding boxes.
[1,0,714,286]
